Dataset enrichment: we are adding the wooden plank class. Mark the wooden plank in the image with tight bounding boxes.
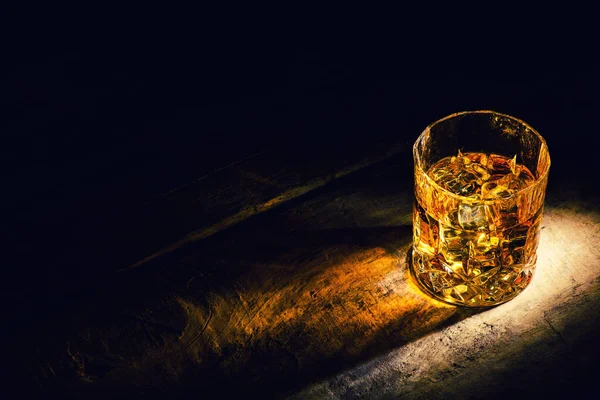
[4,139,410,334]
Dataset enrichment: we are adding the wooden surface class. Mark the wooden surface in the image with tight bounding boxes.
[5,20,599,399]
[11,138,600,399]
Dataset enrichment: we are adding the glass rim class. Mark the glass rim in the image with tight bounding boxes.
[413,110,551,204]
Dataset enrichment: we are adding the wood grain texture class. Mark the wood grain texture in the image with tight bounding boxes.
[15,144,600,399]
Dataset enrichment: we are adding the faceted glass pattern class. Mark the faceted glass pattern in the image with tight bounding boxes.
[411,111,550,307]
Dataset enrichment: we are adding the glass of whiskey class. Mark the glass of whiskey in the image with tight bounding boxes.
[411,110,550,307]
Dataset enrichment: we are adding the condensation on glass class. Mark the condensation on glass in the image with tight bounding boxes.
[411,111,551,307]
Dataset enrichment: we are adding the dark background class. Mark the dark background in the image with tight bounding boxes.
[2,8,599,398]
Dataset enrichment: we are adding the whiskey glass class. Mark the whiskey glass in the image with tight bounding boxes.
[411,110,550,307]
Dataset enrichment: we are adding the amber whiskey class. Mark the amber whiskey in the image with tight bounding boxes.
[412,151,544,306]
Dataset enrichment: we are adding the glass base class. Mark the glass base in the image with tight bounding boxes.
[408,247,534,307]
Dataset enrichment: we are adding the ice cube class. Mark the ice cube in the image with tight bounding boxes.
[479,153,489,168]
[444,176,477,196]
[471,164,491,183]
[439,223,469,260]
[481,180,514,199]
[431,166,454,185]
[439,224,463,248]
[471,266,500,286]
[451,151,468,168]
[460,151,471,166]
[458,203,488,229]
[440,209,460,227]
[508,155,522,177]
[483,153,495,170]
[475,231,499,250]
[450,149,471,168]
